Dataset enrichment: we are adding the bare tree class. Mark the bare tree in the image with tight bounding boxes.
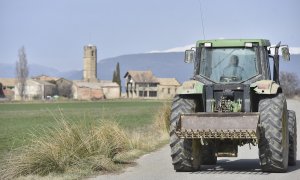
[280,72,299,97]
[16,46,29,100]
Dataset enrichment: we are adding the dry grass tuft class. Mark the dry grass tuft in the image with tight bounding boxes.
[1,103,171,179]
[1,118,129,179]
[154,102,171,133]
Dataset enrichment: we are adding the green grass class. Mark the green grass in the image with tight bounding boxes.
[0,100,164,160]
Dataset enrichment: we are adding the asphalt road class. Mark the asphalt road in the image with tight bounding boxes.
[90,99,300,180]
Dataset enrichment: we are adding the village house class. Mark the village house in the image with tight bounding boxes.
[157,78,180,99]
[99,80,121,99]
[72,81,103,100]
[124,70,180,99]
[56,78,73,98]
[32,75,59,82]
[14,79,56,100]
[124,70,159,99]
[72,80,120,100]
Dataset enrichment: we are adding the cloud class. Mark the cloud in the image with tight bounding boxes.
[149,44,194,53]
[150,44,300,55]
[290,47,300,54]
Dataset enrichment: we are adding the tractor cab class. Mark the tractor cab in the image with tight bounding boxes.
[184,39,290,84]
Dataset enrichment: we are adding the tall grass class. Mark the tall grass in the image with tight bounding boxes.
[154,102,171,133]
[0,103,171,179]
[129,102,170,152]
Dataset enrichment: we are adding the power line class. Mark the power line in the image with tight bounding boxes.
[198,0,206,40]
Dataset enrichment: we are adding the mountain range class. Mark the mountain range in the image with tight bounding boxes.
[1,52,299,85]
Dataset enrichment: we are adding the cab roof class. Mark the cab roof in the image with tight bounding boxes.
[197,39,271,47]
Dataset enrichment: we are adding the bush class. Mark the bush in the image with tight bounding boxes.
[32,94,42,100]
[280,72,300,97]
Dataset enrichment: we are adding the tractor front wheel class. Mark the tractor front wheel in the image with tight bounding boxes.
[258,93,289,172]
[169,95,201,171]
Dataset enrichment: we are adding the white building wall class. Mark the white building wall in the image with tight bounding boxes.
[102,86,120,99]
[14,80,44,100]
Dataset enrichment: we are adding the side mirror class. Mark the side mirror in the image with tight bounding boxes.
[184,50,195,63]
[281,47,290,61]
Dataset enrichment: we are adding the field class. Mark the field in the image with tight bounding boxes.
[0,100,165,160]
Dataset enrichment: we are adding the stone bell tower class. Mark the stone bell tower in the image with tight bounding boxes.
[83,45,98,82]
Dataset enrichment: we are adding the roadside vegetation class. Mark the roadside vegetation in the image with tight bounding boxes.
[280,71,300,98]
[0,100,171,179]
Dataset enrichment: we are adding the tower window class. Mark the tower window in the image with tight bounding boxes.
[91,51,94,56]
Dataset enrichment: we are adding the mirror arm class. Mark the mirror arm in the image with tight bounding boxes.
[273,42,280,84]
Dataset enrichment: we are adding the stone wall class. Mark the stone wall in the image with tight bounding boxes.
[73,86,104,100]
[102,86,120,99]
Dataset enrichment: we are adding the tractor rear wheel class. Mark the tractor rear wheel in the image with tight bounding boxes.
[258,93,289,172]
[288,110,297,166]
[169,95,201,171]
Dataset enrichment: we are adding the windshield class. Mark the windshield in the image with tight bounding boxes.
[199,47,258,83]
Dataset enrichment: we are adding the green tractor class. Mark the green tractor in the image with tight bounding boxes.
[170,39,297,172]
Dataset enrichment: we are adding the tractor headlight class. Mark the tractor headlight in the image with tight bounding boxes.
[204,42,212,47]
[245,42,253,47]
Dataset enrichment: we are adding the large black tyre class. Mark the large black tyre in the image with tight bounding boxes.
[288,110,297,166]
[258,93,289,172]
[170,95,201,171]
[201,144,217,165]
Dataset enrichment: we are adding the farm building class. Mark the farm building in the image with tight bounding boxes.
[124,70,180,99]
[124,70,159,99]
[99,80,121,99]
[56,78,73,98]
[72,80,120,100]
[32,75,59,82]
[14,79,56,100]
[157,78,180,99]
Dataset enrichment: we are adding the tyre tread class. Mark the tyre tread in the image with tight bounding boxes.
[258,94,289,172]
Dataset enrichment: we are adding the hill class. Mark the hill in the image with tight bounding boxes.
[97,52,193,83]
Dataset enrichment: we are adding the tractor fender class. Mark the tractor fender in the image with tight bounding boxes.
[250,80,281,94]
[176,80,204,95]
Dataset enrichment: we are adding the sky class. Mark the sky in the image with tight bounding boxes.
[0,0,299,71]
